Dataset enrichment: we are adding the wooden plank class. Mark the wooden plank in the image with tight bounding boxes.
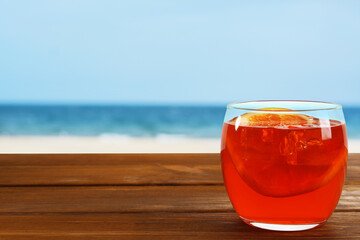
[0,212,358,239]
[0,185,357,213]
[347,153,360,182]
[0,154,222,186]
[0,153,358,186]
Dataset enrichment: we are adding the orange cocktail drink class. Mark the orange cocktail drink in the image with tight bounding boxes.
[221,101,347,231]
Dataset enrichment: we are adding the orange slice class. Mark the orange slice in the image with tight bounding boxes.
[235,108,312,127]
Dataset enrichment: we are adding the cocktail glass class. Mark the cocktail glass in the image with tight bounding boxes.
[221,101,347,231]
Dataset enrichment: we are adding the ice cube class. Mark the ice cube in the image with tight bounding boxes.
[307,138,323,146]
[261,128,274,143]
[280,131,307,165]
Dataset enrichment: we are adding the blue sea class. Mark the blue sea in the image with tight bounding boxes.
[0,105,359,139]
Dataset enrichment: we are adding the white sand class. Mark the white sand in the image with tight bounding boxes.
[0,136,359,153]
[0,136,220,153]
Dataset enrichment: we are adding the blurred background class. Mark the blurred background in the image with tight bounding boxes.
[0,0,359,152]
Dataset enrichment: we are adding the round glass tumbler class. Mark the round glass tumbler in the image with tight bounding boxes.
[221,101,348,231]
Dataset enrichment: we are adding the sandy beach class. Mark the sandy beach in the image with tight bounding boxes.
[0,136,359,153]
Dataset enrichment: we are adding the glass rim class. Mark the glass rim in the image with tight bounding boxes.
[227,100,342,112]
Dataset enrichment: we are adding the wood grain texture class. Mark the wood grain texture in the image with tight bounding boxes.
[347,153,360,182]
[0,154,222,186]
[0,212,358,239]
[0,185,357,213]
[0,153,358,239]
[0,153,358,186]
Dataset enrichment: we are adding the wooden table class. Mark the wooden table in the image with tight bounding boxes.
[0,153,358,239]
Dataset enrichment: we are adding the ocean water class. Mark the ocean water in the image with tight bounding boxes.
[0,105,359,139]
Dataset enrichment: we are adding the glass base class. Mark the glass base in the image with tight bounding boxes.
[241,217,326,231]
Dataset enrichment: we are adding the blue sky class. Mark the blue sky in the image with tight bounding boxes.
[0,0,359,105]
